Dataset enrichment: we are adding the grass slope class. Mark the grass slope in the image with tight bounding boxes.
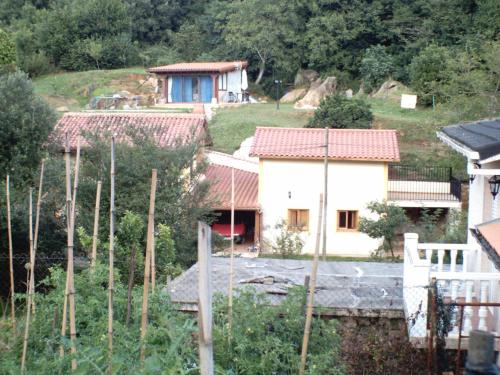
[209,103,311,153]
[33,67,148,110]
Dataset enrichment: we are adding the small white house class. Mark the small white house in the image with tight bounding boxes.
[249,127,400,257]
[149,61,248,104]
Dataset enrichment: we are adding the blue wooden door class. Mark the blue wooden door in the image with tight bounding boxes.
[182,77,193,102]
[200,76,213,103]
[171,77,182,102]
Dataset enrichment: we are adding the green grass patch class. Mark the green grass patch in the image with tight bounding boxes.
[209,103,311,153]
[33,67,148,109]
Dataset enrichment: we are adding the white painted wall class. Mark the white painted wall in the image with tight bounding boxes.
[388,181,450,193]
[218,70,243,102]
[259,159,386,256]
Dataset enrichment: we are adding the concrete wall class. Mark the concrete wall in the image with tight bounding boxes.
[259,159,387,256]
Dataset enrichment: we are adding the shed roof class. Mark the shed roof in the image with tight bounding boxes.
[250,127,400,161]
[51,112,209,150]
[440,119,500,161]
[204,163,259,210]
[149,61,248,74]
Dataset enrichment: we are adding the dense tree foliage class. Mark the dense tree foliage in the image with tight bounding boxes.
[0,28,16,71]
[307,94,373,129]
[0,71,56,183]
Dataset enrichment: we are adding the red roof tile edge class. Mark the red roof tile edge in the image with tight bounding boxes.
[249,127,400,162]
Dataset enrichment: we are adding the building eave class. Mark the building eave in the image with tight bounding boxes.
[436,131,480,160]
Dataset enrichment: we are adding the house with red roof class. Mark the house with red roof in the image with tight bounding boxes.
[250,127,401,256]
[148,61,248,104]
[50,111,211,152]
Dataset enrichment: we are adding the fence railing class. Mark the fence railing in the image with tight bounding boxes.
[388,164,461,202]
[403,233,500,346]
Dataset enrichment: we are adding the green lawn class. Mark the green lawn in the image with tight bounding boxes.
[209,103,312,153]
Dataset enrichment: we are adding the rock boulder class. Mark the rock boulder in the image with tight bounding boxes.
[295,76,337,109]
[280,88,307,103]
[294,69,319,87]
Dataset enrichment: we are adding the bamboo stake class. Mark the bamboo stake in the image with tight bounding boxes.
[140,169,158,363]
[20,188,34,374]
[30,160,45,315]
[227,168,235,334]
[90,181,102,270]
[6,175,16,331]
[62,134,78,370]
[299,194,324,375]
[151,229,156,295]
[108,137,116,375]
[60,138,80,362]
[198,222,214,375]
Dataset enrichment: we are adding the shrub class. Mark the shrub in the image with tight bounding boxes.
[408,44,453,106]
[360,45,394,93]
[0,28,16,72]
[359,200,408,259]
[271,220,305,258]
[306,94,373,129]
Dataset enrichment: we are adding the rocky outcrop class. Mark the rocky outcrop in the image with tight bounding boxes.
[280,88,307,103]
[295,76,337,109]
[371,79,411,101]
[294,69,319,87]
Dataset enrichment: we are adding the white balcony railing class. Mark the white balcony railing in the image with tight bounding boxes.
[403,233,500,344]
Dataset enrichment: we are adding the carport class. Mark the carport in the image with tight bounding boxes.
[205,162,260,244]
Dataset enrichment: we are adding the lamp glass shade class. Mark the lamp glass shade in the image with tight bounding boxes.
[489,175,500,197]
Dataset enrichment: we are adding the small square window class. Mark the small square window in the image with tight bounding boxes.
[337,210,358,231]
[288,209,309,231]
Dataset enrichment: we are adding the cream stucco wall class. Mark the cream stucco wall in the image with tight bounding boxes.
[259,159,387,257]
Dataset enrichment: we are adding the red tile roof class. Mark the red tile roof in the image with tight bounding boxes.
[477,219,500,256]
[205,164,258,210]
[51,112,208,150]
[149,61,248,74]
[250,127,400,162]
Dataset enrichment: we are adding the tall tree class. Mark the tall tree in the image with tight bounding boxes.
[222,0,304,84]
[0,71,56,183]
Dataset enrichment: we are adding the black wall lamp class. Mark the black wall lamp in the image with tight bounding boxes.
[489,175,500,199]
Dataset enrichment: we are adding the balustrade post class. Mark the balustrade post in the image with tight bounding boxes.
[463,280,474,334]
[451,280,460,336]
[451,249,458,272]
[478,281,489,331]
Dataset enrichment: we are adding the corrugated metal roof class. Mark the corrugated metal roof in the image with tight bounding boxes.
[441,119,500,160]
[51,112,208,150]
[250,127,400,161]
[205,163,258,210]
[149,61,248,74]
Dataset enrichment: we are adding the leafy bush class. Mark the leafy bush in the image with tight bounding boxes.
[408,44,453,106]
[360,45,394,93]
[0,268,343,374]
[306,94,373,129]
[0,28,16,72]
[213,288,344,374]
[19,51,55,77]
[271,220,305,258]
[359,200,408,258]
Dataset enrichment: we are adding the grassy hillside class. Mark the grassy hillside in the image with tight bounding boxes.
[33,67,149,111]
[32,69,465,175]
[209,104,311,153]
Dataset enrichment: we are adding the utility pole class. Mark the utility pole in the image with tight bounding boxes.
[322,127,329,262]
[275,79,282,110]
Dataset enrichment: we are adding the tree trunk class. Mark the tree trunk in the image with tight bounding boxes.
[255,58,265,85]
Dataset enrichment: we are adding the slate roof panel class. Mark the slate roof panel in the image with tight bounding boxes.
[441,119,500,160]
